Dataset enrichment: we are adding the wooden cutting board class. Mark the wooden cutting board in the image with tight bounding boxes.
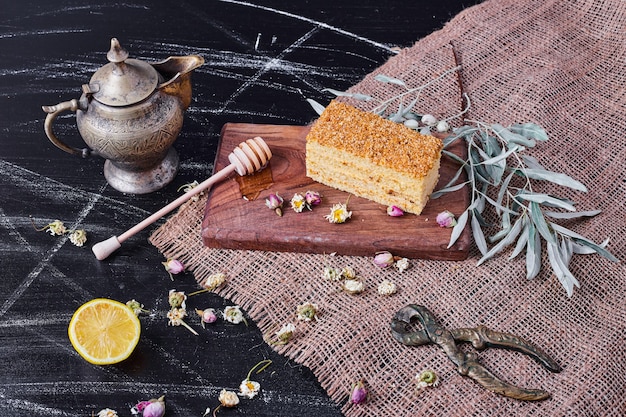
[201,123,471,260]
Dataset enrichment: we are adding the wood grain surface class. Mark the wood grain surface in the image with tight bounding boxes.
[202,123,470,260]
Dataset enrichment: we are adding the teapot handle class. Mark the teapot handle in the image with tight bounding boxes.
[42,99,94,158]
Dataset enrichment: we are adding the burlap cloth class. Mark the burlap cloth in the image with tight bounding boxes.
[150,0,626,414]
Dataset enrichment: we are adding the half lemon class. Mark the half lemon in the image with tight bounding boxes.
[68,298,141,365]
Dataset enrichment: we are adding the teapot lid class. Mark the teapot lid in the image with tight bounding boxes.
[86,38,159,106]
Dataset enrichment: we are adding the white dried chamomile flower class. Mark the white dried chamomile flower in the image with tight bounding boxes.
[290,193,307,213]
[275,323,296,344]
[224,305,246,324]
[239,379,261,399]
[342,279,365,295]
[69,229,87,246]
[203,272,226,291]
[296,302,319,322]
[416,369,440,389]
[98,409,118,417]
[395,257,410,272]
[323,266,342,281]
[377,279,397,295]
[341,266,357,280]
[325,203,352,224]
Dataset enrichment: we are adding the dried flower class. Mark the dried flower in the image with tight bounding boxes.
[224,305,246,325]
[131,396,165,417]
[325,202,352,224]
[98,409,118,417]
[265,193,284,216]
[275,323,296,345]
[166,307,187,325]
[296,302,319,322]
[305,190,322,206]
[387,205,404,217]
[218,389,240,407]
[36,219,67,236]
[166,307,198,335]
[203,272,226,291]
[416,370,440,389]
[341,266,357,280]
[290,193,307,213]
[162,258,185,280]
[395,257,410,272]
[373,251,395,268]
[342,279,364,295]
[350,380,368,404]
[323,266,342,281]
[126,299,149,316]
[377,279,397,295]
[239,359,271,399]
[239,379,261,399]
[421,114,438,127]
[68,229,87,246]
[436,210,457,228]
[196,308,218,327]
[168,290,187,309]
[178,180,202,201]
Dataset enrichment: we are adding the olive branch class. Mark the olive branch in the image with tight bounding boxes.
[308,65,617,297]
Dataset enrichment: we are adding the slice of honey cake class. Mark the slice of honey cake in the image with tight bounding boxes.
[305,100,443,215]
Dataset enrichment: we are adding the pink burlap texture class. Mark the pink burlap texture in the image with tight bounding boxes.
[150,0,626,415]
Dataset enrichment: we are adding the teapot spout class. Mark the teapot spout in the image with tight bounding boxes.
[154,55,204,109]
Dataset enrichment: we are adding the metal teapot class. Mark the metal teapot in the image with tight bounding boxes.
[42,38,204,194]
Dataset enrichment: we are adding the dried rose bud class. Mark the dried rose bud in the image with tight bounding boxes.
[305,190,322,206]
[134,396,165,417]
[436,210,457,228]
[162,259,185,280]
[373,251,394,268]
[265,193,284,216]
[386,205,404,217]
[218,389,240,407]
[350,380,368,404]
[196,308,218,325]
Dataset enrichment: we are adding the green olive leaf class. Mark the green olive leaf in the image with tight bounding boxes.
[526,221,542,279]
[517,192,576,211]
[374,74,407,87]
[518,168,588,192]
[492,123,537,147]
[306,99,326,116]
[321,88,373,101]
[509,123,549,141]
[447,208,469,248]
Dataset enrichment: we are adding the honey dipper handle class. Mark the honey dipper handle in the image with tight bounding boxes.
[92,164,236,260]
[91,136,272,260]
